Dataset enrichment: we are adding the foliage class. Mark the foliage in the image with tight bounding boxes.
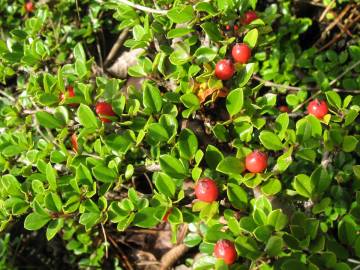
[0,0,360,269]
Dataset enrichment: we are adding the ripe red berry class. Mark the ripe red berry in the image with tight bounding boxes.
[162,209,172,222]
[307,99,328,119]
[232,43,251,64]
[225,25,231,31]
[245,150,268,173]
[60,86,77,107]
[195,178,218,203]
[71,133,78,153]
[96,102,116,123]
[214,239,237,265]
[233,25,239,31]
[279,105,290,113]
[25,2,34,13]
[242,11,258,25]
[215,59,235,80]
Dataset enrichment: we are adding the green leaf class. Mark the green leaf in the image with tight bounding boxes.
[200,22,222,42]
[259,131,284,150]
[238,63,255,87]
[265,236,283,256]
[44,192,62,212]
[261,179,282,195]
[36,111,64,129]
[205,145,224,169]
[243,29,259,49]
[227,183,248,209]
[293,174,312,198]
[325,91,342,109]
[75,59,87,78]
[216,157,245,175]
[143,84,163,113]
[77,104,99,129]
[24,212,51,230]
[73,43,86,61]
[178,128,198,160]
[181,93,200,108]
[46,218,64,240]
[342,135,358,152]
[92,166,117,183]
[235,236,261,260]
[184,233,202,247]
[159,155,188,179]
[153,172,176,198]
[46,163,57,191]
[254,225,273,242]
[194,47,217,63]
[148,123,169,142]
[310,167,331,194]
[338,216,357,245]
[253,208,267,225]
[344,109,358,126]
[226,88,244,116]
[167,28,194,39]
[275,113,289,139]
[267,209,288,231]
[133,207,159,228]
[167,5,194,23]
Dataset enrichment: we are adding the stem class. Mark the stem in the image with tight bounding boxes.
[114,0,168,14]
[252,75,360,94]
[329,59,360,86]
[0,90,16,102]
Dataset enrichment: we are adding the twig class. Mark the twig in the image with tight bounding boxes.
[321,151,330,169]
[319,0,335,22]
[0,90,16,102]
[144,173,154,192]
[319,14,360,51]
[135,163,161,173]
[104,28,129,66]
[160,244,189,270]
[292,90,321,113]
[101,223,109,259]
[329,59,360,86]
[314,4,352,47]
[108,235,134,270]
[252,75,360,94]
[114,0,168,14]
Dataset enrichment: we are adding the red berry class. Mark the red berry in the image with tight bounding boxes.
[214,239,237,265]
[162,209,172,222]
[232,43,251,64]
[25,2,34,12]
[307,99,328,119]
[279,105,290,113]
[215,59,235,80]
[233,25,239,31]
[242,11,258,25]
[71,133,78,153]
[225,25,231,31]
[96,101,116,123]
[60,86,77,107]
[245,150,268,173]
[195,178,218,203]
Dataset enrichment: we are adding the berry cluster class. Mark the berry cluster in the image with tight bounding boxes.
[216,11,257,81]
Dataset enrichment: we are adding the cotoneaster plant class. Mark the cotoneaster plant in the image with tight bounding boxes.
[0,0,360,269]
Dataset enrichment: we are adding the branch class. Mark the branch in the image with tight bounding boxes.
[252,75,360,94]
[329,59,360,86]
[114,0,168,14]
[104,28,130,67]
[0,90,16,102]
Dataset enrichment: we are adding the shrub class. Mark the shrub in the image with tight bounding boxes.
[0,0,360,269]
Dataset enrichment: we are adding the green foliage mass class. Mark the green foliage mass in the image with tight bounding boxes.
[0,0,359,269]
